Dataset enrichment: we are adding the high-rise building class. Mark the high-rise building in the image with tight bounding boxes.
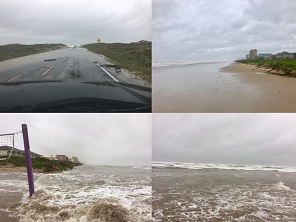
[249,49,257,60]
[72,156,78,163]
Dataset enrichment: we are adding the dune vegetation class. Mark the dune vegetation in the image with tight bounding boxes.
[82,41,151,84]
[236,58,296,77]
[0,43,68,62]
[0,155,82,172]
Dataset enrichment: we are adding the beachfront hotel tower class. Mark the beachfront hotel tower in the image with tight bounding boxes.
[249,49,257,60]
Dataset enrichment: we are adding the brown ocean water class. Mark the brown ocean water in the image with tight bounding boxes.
[152,162,296,221]
[1,165,152,222]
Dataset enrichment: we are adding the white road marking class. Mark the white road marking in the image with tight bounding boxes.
[8,75,21,82]
[90,57,119,82]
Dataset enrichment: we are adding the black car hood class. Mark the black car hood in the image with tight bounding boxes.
[0,81,151,112]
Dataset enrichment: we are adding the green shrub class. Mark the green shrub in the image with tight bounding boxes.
[82,42,151,84]
[235,58,296,77]
[0,155,82,172]
[0,43,67,62]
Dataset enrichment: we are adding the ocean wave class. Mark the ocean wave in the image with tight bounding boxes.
[132,165,151,170]
[152,61,200,67]
[11,187,152,222]
[9,190,140,222]
[152,61,230,67]
[8,165,152,221]
[273,181,291,190]
[152,162,296,172]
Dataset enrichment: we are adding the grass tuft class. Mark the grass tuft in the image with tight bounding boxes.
[82,42,151,84]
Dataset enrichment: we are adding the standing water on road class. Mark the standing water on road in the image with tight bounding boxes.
[4,165,152,222]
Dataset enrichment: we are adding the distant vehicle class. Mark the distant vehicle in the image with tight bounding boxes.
[74,45,76,49]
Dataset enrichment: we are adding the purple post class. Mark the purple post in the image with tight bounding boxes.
[22,124,35,198]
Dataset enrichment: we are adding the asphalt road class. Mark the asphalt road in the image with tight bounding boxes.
[0,47,147,86]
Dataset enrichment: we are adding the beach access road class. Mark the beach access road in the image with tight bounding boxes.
[152,62,296,113]
[0,47,146,86]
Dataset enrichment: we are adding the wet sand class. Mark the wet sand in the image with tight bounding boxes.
[221,62,296,112]
[152,62,296,113]
[0,211,19,222]
[0,163,45,173]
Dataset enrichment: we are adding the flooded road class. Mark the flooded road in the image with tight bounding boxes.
[0,48,145,86]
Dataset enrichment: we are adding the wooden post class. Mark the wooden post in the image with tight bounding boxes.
[22,124,35,198]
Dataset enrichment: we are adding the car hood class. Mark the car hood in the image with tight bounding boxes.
[0,81,151,112]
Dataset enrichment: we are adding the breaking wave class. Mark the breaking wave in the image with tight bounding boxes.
[152,161,296,172]
[6,165,152,221]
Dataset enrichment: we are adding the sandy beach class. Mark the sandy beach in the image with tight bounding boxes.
[0,163,45,173]
[220,62,296,112]
[152,62,296,113]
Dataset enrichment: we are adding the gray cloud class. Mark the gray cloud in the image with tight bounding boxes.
[0,114,151,166]
[153,0,296,62]
[153,114,296,166]
[0,0,151,46]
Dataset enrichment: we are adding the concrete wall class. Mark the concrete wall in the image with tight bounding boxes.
[280,54,294,58]
[0,150,8,156]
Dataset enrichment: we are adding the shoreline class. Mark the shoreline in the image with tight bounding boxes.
[0,163,78,173]
[219,62,291,76]
[219,62,296,112]
[0,164,44,173]
[152,62,296,112]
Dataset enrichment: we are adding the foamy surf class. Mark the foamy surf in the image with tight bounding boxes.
[153,163,296,221]
[153,161,296,172]
[273,181,291,190]
[7,165,152,222]
[152,61,229,67]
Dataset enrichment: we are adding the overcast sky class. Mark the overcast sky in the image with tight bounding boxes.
[153,114,296,167]
[153,0,296,62]
[0,0,151,46]
[0,114,151,166]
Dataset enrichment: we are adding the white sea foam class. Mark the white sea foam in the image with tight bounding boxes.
[132,165,151,170]
[152,61,216,67]
[152,62,197,67]
[153,165,296,221]
[152,161,296,172]
[11,165,152,222]
[0,172,40,193]
[153,209,164,222]
[273,181,291,190]
[152,61,230,67]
